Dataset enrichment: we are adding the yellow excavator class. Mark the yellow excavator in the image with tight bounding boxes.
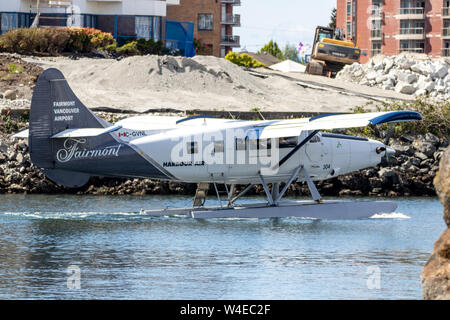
[306,26,361,77]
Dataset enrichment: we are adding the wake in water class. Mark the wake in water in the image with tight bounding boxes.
[370,212,411,219]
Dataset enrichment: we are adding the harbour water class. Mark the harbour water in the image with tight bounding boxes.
[0,194,444,300]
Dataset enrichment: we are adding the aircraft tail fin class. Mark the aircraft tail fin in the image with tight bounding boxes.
[29,68,110,187]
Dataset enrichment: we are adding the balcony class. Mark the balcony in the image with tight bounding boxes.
[396,7,425,20]
[443,48,450,57]
[443,7,450,18]
[398,47,424,54]
[397,27,425,40]
[370,29,383,40]
[221,14,241,27]
[221,35,240,47]
[221,0,241,5]
[443,28,450,39]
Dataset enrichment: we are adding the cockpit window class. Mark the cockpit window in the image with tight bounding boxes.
[279,136,298,148]
[310,135,321,143]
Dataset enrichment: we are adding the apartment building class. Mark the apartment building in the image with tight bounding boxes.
[167,0,241,57]
[0,0,195,56]
[337,0,450,63]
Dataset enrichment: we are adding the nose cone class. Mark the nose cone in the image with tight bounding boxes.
[385,146,395,157]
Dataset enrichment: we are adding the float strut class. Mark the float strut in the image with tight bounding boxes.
[258,174,274,206]
[300,167,322,202]
[274,165,303,205]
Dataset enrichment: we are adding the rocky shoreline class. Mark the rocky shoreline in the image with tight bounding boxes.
[0,112,447,198]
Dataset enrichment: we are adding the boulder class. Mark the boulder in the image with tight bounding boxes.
[397,72,417,84]
[411,61,435,76]
[432,63,448,79]
[413,137,437,157]
[395,82,416,94]
[422,146,450,300]
[383,58,394,72]
[3,90,17,100]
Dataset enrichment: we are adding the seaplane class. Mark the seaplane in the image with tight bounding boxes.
[14,68,423,219]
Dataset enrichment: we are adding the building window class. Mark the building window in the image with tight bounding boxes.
[346,1,351,17]
[346,22,351,37]
[372,41,382,56]
[198,14,213,31]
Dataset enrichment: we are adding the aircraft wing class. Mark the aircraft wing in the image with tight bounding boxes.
[257,111,422,138]
[302,111,422,131]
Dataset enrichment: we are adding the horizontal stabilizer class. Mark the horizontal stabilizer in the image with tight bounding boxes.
[51,125,122,139]
[12,129,29,139]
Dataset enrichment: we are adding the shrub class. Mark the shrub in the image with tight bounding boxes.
[116,41,140,56]
[0,27,115,55]
[225,52,266,68]
[136,38,164,55]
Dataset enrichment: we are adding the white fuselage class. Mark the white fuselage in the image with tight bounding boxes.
[113,116,386,184]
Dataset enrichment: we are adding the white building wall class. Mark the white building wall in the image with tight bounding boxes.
[2,1,170,16]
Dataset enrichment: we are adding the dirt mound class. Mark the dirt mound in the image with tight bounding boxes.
[20,54,413,113]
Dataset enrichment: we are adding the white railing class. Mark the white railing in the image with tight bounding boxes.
[221,14,241,26]
[399,27,424,35]
[398,47,424,53]
[221,35,240,46]
[221,0,241,5]
[398,7,424,15]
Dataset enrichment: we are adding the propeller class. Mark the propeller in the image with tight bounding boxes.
[377,123,396,165]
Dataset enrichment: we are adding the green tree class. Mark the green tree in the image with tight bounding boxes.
[257,40,284,60]
[328,8,337,29]
[282,44,300,63]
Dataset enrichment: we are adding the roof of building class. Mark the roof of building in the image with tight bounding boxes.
[245,52,282,67]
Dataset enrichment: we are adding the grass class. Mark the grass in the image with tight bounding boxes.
[8,64,24,74]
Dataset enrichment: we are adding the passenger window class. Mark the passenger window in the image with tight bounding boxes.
[278,136,298,148]
[187,142,198,154]
[258,139,272,150]
[213,141,224,153]
[235,138,246,151]
[258,139,272,156]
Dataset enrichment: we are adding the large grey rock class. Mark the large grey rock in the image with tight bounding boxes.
[395,82,416,94]
[366,71,378,81]
[3,90,17,100]
[413,138,437,157]
[411,62,435,76]
[397,71,417,84]
[432,63,448,79]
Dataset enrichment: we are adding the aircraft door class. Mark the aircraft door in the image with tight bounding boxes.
[206,139,230,179]
[304,132,331,177]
